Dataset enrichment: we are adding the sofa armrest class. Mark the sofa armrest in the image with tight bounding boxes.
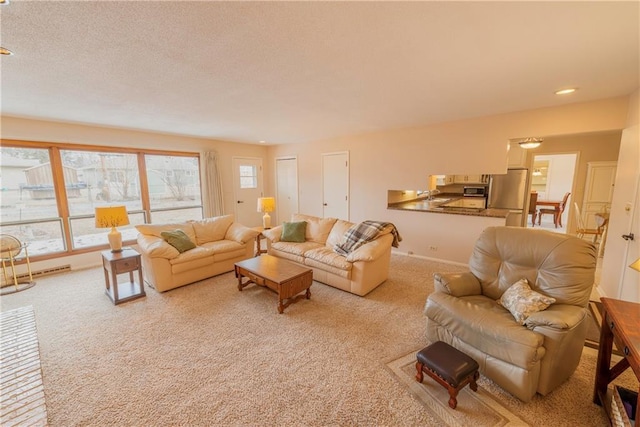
[262,225,283,243]
[225,223,261,243]
[434,272,481,297]
[137,234,179,259]
[345,234,393,262]
[524,304,586,330]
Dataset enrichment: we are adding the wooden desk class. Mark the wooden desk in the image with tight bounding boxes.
[593,297,640,426]
[536,200,562,227]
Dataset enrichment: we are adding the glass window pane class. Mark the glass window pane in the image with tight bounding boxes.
[145,155,202,210]
[0,221,66,257]
[150,207,203,224]
[0,147,59,222]
[70,212,145,249]
[60,150,142,216]
[238,164,257,189]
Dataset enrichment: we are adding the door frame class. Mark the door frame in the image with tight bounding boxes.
[275,156,299,225]
[231,156,264,227]
[321,151,350,220]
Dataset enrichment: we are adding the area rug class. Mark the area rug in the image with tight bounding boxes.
[385,350,528,427]
[584,300,603,350]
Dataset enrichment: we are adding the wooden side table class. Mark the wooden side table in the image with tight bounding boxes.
[593,297,640,426]
[101,248,145,305]
[252,226,268,257]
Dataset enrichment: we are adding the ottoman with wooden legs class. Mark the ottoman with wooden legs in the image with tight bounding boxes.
[415,341,480,409]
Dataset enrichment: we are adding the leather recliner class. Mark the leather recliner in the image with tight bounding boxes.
[425,226,596,402]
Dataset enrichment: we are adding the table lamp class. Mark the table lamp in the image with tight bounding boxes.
[95,206,130,252]
[257,197,275,229]
[630,258,640,272]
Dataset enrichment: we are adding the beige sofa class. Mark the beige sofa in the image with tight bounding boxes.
[425,226,596,402]
[136,215,260,292]
[262,214,394,296]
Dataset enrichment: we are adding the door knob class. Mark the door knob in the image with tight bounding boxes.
[622,233,635,241]
[237,200,244,204]
[323,203,328,206]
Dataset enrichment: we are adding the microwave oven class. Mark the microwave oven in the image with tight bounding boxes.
[463,186,487,197]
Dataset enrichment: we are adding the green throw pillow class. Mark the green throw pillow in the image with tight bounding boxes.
[161,229,196,253]
[280,221,307,243]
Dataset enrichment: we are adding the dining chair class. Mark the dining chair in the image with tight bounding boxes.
[573,202,601,240]
[538,192,570,228]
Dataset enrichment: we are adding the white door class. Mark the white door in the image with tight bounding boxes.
[275,157,298,225]
[581,161,617,229]
[322,152,349,220]
[232,157,264,227]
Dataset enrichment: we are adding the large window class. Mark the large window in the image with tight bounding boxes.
[0,142,203,258]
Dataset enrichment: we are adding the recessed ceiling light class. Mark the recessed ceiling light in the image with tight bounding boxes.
[259,140,266,144]
[0,0,10,5]
[0,47,13,56]
[555,88,577,95]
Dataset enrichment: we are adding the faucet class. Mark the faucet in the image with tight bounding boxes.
[428,189,441,201]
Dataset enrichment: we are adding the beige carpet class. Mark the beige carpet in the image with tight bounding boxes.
[0,254,637,426]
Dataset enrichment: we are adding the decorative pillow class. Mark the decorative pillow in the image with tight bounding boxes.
[280,221,307,243]
[498,278,556,325]
[160,229,196,253]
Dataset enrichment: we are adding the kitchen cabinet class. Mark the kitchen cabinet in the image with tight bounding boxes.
[454,175,488,184]
[442,198,486,209]
[508,143,528,168]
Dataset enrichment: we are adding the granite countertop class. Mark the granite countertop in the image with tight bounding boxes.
[388,196,510,219]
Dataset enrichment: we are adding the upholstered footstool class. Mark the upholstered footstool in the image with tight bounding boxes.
[415,341,480,409]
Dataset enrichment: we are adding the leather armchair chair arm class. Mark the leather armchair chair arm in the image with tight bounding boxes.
[262,225,283,243]
[524,304,586,330]
[433,272,481,297]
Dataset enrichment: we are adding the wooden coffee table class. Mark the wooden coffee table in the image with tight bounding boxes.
[235,255,313,314]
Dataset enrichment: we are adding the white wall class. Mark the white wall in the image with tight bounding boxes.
[535,154,576,201]
[599,90,640,303]
[267,96,630,264]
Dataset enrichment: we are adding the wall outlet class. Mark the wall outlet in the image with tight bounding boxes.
[408,250,414,255]
[429,246,438,251]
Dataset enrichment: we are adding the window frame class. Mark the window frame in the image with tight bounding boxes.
[0,139,203,262]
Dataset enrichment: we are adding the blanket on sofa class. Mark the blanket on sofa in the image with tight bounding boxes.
[334,221,402,255]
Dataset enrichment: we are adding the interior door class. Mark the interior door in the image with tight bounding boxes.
[275,157,298,225]
[581,161,617,229]
[322,152,349,220]
[232,157,263,227]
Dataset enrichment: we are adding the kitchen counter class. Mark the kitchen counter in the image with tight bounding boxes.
[388,197,510,219]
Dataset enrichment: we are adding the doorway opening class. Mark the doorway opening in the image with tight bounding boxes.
[527,153,578,234]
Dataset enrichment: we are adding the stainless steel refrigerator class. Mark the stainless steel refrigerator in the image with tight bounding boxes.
[488,168,529,226]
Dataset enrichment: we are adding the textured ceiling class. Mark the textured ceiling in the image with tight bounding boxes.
[1,1,638,144]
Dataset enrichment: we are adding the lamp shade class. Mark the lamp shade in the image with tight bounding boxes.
[257,197,275,213]
[95,206,130,228]
[630,258,640,272]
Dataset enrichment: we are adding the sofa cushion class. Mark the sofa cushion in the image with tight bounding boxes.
[202,240,247,262]
[161,229,197,253]
[281,221,307,243]
[270,240,324,257]
[304,247,352,278]
[326,219,355,248]
[225,223,261,243]
[426,292,545,370]
[291,214,337,244]
[190,215,234,245]
[499,279,556,325]
[169,246,214,274]
[136,223,196,243]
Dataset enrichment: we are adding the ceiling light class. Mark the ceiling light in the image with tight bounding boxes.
[259,140,266,144]
[0,0,10,5]
[0,47,13,56]
[555,88,577,95]
[518,137,543,149]
[532,169,542,176]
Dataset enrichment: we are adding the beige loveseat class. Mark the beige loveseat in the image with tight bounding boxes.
[425,226,596,402]
[262,214,395,296]
[136,215,260,292]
